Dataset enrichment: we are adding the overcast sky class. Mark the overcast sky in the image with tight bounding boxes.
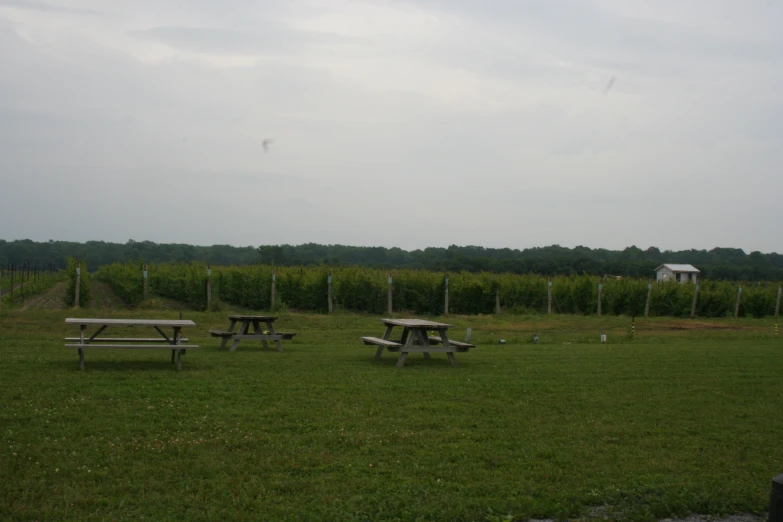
[1,0,781,253]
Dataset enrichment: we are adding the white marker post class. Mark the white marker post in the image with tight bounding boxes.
[547,278,552,315]
[271,270,277,311]
[327,273,333,314]
[444,276,449,316]
[690,284,700,318]
[597,278,603,316]
[74,265,81,308]
[387,274,393,314]
[143,264,148,300]
[206,266,212,311]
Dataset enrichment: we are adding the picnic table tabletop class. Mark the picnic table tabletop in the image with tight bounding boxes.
[228,315,278,321]
[65,318,196,327]
[381,318,453,328]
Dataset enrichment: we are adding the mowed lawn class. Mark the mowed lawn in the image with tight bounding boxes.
[1,310,781,521]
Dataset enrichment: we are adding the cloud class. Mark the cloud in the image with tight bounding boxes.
[0,1,782,252]
[0,0,98,15]
[415,0,782,78]
[130,23,352,55]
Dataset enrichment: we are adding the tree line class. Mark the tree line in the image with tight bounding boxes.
[1,239,782,281]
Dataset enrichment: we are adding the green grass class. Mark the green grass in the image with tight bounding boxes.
[1,309,781,521]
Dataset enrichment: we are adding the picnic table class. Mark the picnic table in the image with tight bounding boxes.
[64,318,198,370]
[209,315,296,352]
[361,318,475,368]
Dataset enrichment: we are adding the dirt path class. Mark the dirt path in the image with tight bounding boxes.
[88,281,125,310]
[18,281,126,311]
[19,281,68,311]
[15,279,190,312]
[1,282,23,294]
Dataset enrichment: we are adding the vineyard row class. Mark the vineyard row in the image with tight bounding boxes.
[78,261,783,318]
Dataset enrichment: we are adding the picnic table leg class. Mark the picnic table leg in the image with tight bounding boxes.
[229,321,249,352]
[412,328,431,359]
[396,328,419,368]
[252,321,270,350]
[173,327,184,369]
[439,328,458,367]
[266,320,284,352]
[381,324,394,340]
[171,327,177,364]
[220,319,237,349]
[420,330,431,359]
[376,324,395,360]
[79,324,86,370]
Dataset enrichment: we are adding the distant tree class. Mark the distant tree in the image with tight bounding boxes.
[1,239,781,280]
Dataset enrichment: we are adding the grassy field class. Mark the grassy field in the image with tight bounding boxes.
[1,306,781,521]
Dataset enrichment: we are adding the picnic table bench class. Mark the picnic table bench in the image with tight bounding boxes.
[426,336,474,351]
[362,318,475,368]
[64,318,198,370]
[210,315,296,352]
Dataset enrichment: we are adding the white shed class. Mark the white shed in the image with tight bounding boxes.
[655,264,700,284]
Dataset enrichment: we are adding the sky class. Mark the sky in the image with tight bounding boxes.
[1,0,782,253]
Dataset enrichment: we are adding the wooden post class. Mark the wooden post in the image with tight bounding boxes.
[327,273,333,314]
[775,286,782,318]
[20,263,25,299]
[734,283,742,318]
[10,264,14,301]
[271,270,276,310]
[495,287,501,315]
[143,264,149,300]
[444,276,449,316]
[597,277,603,316]
[644,280,652,317]
[547,278,552,315]
[206,266,212,311]
[387,273,393,314]
[74,264,81,308]
[690,284,700,318]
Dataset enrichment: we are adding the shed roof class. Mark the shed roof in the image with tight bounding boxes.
[655,264,700,273]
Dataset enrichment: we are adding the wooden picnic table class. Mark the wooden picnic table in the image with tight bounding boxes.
[361,318,475,368]
[64,318,198,370]
[209,315,296,352]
